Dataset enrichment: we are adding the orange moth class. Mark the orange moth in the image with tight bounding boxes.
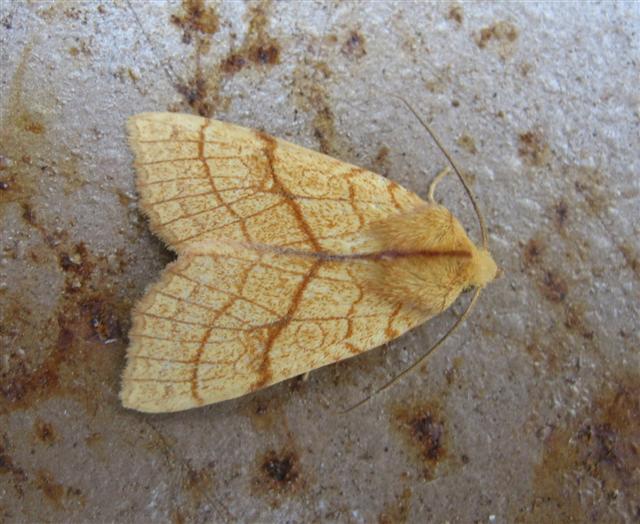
[120,111,498,413]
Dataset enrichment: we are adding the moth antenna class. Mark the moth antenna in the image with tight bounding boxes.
[392,95,489,250]
[125,0,184,89]
[341,288,482,414]
[428,166,451,202]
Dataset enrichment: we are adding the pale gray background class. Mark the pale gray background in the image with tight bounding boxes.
[1,1,639,523]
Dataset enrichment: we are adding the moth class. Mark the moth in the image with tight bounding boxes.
[120,112,497,412]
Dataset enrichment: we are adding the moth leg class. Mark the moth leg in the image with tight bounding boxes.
[302,372,310,381]
[428,166,451,202]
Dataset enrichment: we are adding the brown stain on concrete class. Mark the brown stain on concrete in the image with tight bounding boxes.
[447,5,463,25]
[476,20,519,59]
[220,1,281,74]
[170,0,219,44]
[378,487,413,524]
[523,372,640,523]
[518,130,550,167]
[372,145,391,176]
[539,270,568,303]
[553,198,569,229]
[169,0,221,116]
[341,30,367,59]
[34,419,57,445]
[0,47,133,413]
[523,237,545,268]
[457,133,477,154]
[34,469,84,510]
[168,0,280,116]
[252,445,303,508]
[1,289,128,413]
[291,58,354,159]
[392,401,449,480]
[521,236,569,304]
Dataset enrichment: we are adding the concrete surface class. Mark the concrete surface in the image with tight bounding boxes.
[1,1,639,522]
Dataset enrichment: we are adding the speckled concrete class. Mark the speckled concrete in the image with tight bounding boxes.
[1,1,639,523]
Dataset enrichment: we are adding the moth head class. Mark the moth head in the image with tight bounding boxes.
[470,247,498,288]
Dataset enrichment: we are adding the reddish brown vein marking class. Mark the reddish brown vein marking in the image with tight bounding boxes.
[387,182,404,211]
[134,351,245,366]
[156,189,263,228]
[345,342,361,355]
[173,201,286,246]
[251,261,322,391]
[386,303,403,338]
[142,311,210,327]
[148,190,214,206]
[198,120,252,242]
[255,131,321,252]
[344,267,363,339]
[135,155,239,166]
[138,174,246,188]
[168,267,281,317]
[344,168,368,228]
[189,256,256,402]
[157,290,280,317]
[136,139,201,144]
[128,377,191,383]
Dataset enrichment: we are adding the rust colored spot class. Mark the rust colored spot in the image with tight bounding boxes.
[378,487,413,524]
[81,297,122,343]
[24,120,44,134]
[619,242,640,280]
[59,243,94,294]
[183,463,215,504]
[444,356,464,386]
[313,105,336,154]
[457,133,477,154]
[523,237,544,268]
[220,53,247,74]
[21,202,36,226]
[520,61,533,76]
[563,303,594,340]
[176,75,213,118]
[169,1,222,116]
[554,198,569,228]
[477,20,518,48]
[171,0,219,44]
[341,30,367,59]
[173,510,186,524]
[251,43,280,65]
[0,446,25,479]
[518,130,550,167]
[34,419,57,444]
[219,2,281,75]
[252,445,303,508]
[372,145,391,175]
[447,5,463,25]
[529,372,640,522]
[540,270,568,303]
[393,402,447,479]
[261,449,299,487]
[35,470,65,508]
[1,357,59,406]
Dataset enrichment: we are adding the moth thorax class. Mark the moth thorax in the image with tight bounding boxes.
[470,248,498,288]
